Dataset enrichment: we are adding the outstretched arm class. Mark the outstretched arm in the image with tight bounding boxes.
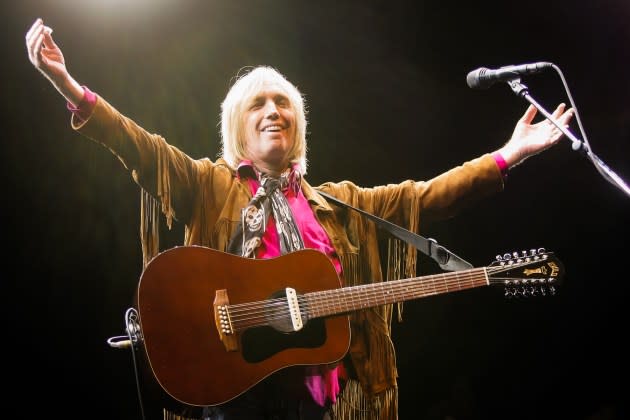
[497,103,574,168]
[26,18,84,107]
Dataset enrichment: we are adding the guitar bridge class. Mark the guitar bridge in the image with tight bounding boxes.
[213,289,238,351]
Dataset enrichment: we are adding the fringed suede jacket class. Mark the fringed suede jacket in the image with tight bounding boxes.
[71,96,504,419]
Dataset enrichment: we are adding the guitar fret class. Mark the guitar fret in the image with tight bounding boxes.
[363,284,371,308]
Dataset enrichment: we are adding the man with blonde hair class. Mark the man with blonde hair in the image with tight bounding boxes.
[26,17,572,420]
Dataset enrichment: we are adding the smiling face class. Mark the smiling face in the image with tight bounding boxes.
[220,66,308,174]
[242,85,297,176]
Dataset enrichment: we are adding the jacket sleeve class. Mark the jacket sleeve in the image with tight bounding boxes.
[70,94,207,224]
[321,154,504,230]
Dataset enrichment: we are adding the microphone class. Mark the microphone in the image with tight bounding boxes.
[466,62,553,89]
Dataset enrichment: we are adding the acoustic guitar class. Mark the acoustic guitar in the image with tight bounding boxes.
[135,245,563,408]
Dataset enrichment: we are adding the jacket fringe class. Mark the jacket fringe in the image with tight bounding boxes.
[387,237,418,322]
[163,409,190,420]
[332,379,398,420]
[140,140,174,268]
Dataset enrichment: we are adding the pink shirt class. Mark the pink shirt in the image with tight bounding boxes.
[236,161,342,274]
[236,161,345,407]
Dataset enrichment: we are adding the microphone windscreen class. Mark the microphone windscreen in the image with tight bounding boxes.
[466,68,488,89]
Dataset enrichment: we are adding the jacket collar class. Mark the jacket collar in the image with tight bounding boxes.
[236,160,302,195]
[301,180,334,214]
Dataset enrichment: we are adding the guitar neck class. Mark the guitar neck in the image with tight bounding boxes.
[304,267,489,318]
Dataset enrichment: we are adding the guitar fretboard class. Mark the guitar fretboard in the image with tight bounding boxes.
[304,267,489,318]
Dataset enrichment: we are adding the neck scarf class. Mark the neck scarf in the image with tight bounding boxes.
[227,170,305,258]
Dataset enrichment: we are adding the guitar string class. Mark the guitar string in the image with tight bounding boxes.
[237,275,486,324]
[226,267,489,314]
[225,261,534,315]
[230,274,485,330]
[224,262,551,328]
[225,262,554,330]
[229,271,489,328]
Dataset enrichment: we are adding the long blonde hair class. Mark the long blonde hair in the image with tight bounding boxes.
[220,66,308,173]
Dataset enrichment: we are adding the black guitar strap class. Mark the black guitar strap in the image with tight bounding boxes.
[317,190,472,271]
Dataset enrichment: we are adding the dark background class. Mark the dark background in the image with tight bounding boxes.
[2,1,629,419]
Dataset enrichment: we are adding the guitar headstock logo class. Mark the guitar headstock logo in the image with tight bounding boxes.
[523,266,547,276]
[523,261,560,277]
[547,261,560,277]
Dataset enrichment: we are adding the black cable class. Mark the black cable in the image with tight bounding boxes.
[124,308,147,420]
[107,308,147,420]
[551,64,630,197]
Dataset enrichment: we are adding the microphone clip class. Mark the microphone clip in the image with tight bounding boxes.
[506,79,529,97]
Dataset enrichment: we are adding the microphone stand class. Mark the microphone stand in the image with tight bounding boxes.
[506,78,630,198]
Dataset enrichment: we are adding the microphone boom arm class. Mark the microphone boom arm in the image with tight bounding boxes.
[507,78,584,151]
[506,78,630,198]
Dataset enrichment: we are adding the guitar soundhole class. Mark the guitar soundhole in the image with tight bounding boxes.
[241,319,327,363]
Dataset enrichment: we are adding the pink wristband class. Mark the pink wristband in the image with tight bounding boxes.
[492,152,509,178]
[66,86,96,122]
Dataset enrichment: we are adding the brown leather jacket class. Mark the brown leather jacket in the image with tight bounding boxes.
[73,96,504,417]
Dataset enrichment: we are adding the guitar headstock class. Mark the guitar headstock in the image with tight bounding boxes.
[488,248,564,298]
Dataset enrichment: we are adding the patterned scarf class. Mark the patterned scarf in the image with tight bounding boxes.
[227,171,305,258]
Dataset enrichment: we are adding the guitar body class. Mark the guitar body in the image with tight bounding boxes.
[136,246,350,408]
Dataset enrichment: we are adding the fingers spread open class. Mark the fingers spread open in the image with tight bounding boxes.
[551,103,566,119]
[520,104,538,124]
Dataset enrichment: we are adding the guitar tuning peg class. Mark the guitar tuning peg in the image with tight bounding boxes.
[512,251,519,258]
[529,248,537,256]
[503,253,512,261]
[537,247,546,254]
[496,255,503,261]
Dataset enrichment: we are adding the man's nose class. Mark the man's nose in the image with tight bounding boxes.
[263,101,280,119]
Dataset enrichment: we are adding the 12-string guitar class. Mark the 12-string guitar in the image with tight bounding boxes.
[134,245,563,408]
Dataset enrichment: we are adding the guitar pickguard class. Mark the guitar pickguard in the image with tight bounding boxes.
[241,319,327,363]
